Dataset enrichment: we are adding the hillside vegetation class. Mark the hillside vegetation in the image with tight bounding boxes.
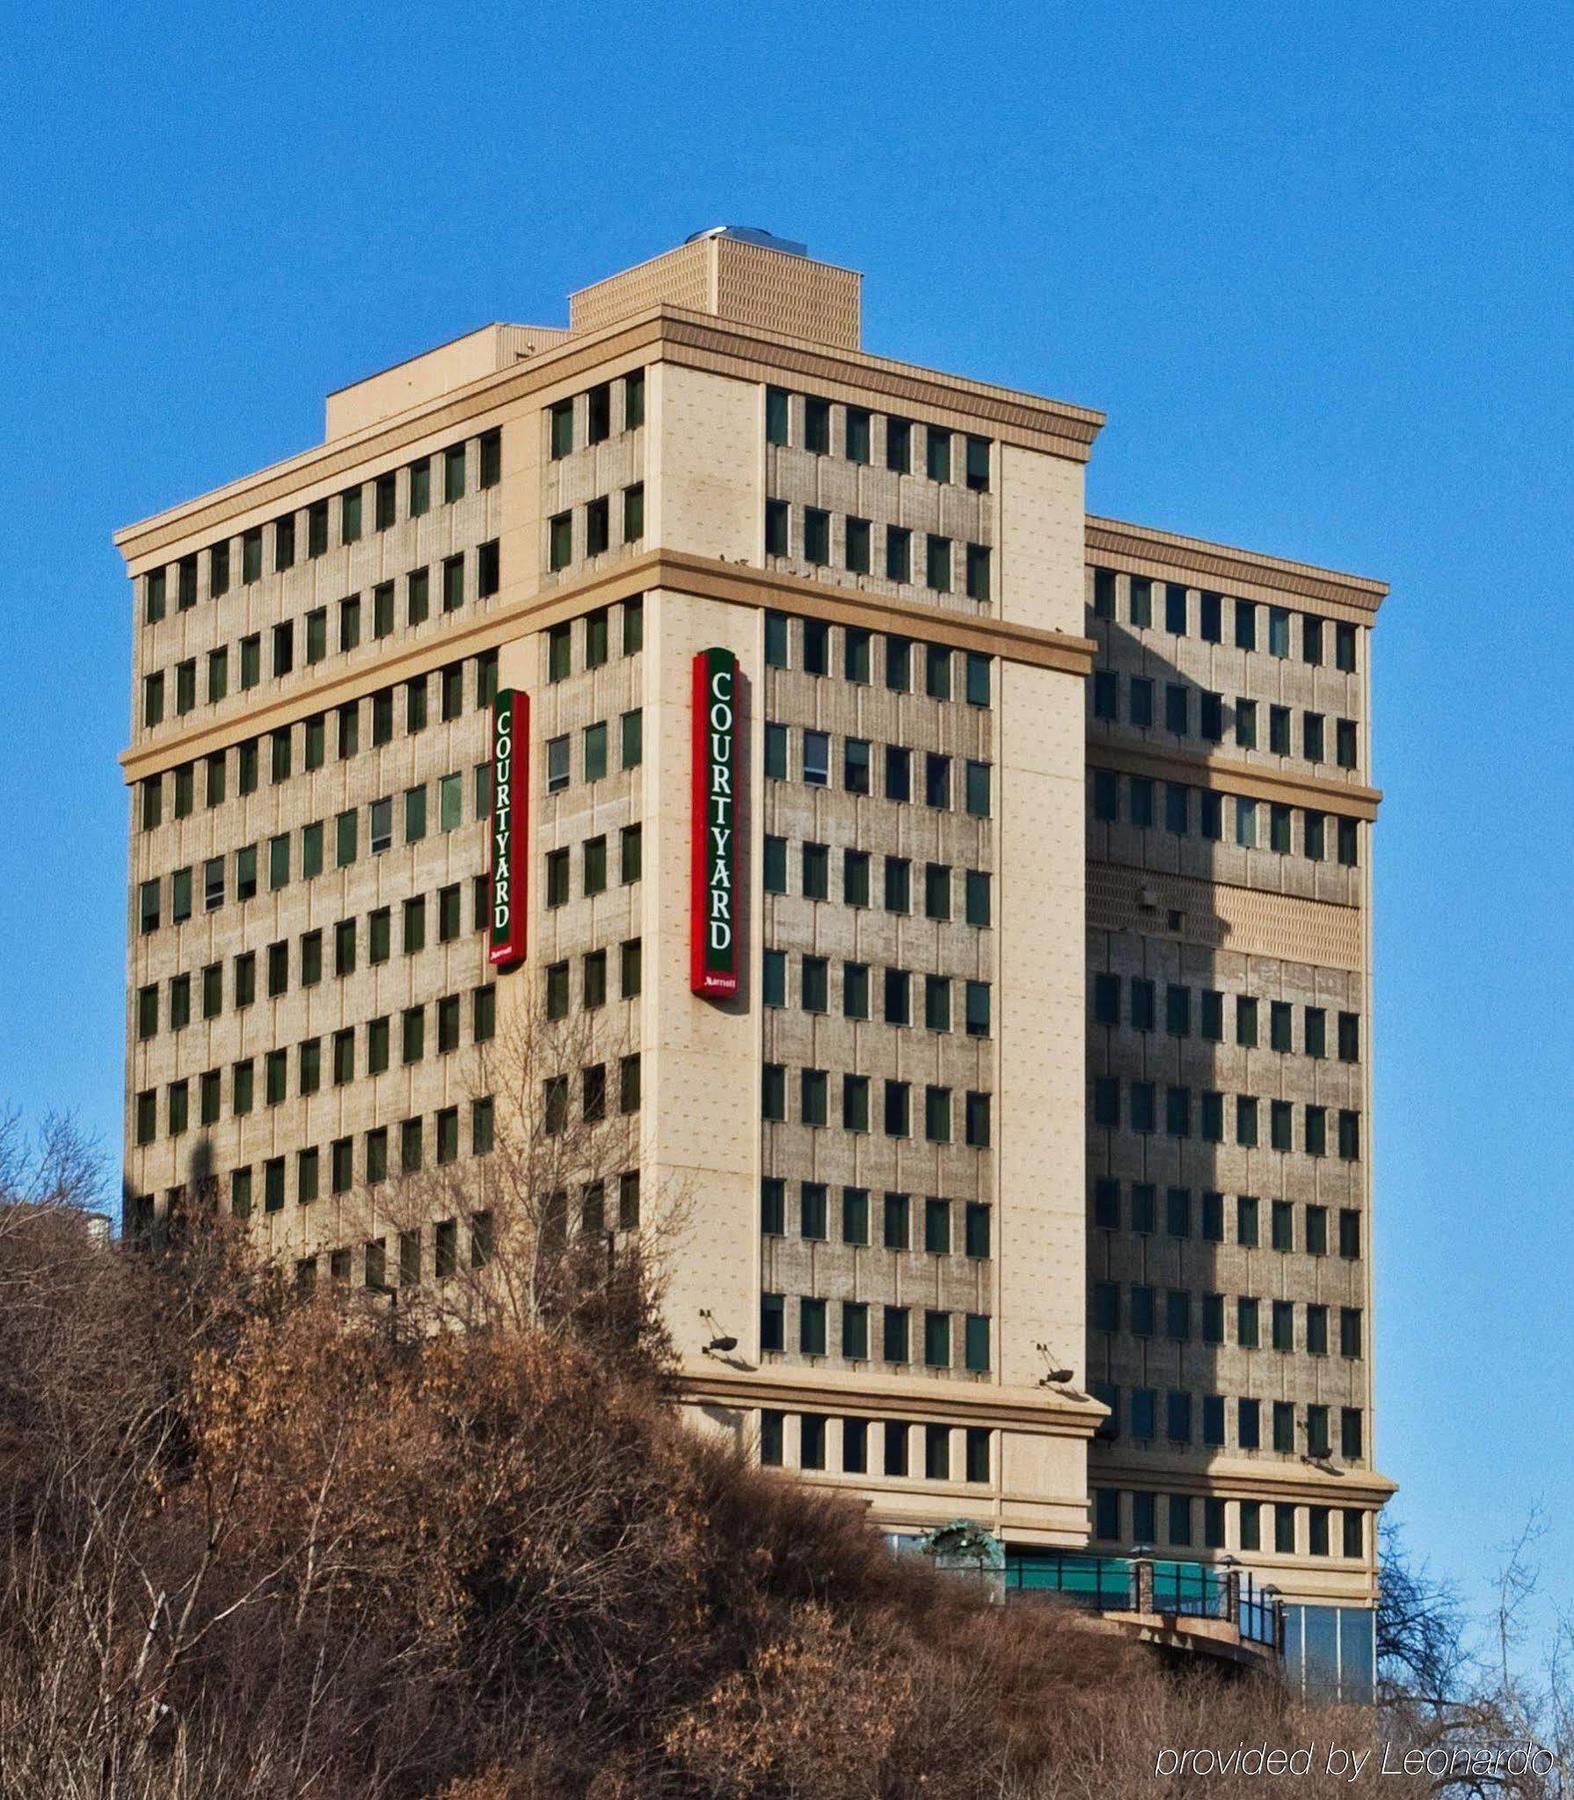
[0,1122,1490,1797]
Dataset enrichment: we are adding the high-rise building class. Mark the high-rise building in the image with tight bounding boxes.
[117,230,1389,1690]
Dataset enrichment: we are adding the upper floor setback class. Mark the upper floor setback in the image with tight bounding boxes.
[113,234,1106,579]
[1082,520,1387,800]
[1087,518,1388,626]
[115,239,1390,795]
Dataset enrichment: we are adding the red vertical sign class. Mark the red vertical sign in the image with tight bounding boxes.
[489,689,528,968]
[690,648,740,998]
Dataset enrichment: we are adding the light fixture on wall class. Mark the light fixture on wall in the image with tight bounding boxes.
[700,1309,738,1356]
[1034,1342,1075,1386]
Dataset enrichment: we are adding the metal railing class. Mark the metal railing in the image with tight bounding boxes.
[1237,1579,1281,1649]
[1003,1552,1282,1652]
[1150,1559,1229,1619]
[1002,1551,1136,1611]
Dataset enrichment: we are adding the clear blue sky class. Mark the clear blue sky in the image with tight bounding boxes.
[2,0,1568,1660]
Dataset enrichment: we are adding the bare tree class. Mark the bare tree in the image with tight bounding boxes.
[1379,1514,1470,1706]
[0,1105,107,1225]
[341,993,686,1378]
[0,1118,308,1794]
[1372,1509,1573,1799]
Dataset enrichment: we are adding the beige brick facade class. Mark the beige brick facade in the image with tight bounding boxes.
[1081,532,1389,1609]
[117,232,1390,1623]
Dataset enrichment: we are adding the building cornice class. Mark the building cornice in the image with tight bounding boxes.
[118,550,1097,782]
[1092,1454,1398,1509]
[1086,516,1388,620]
[677,1363,1108,1439]
[673,553,1096,675]
[1087,738,1383,820]
[657,311,1103,462]
[113,312,1105,566]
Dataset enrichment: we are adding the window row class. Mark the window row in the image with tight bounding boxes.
[138,775,489,935]
[763,839,991,923]
[765,503,990,598]
[761,1183,992,1257]
[542,825,643,904]
[539,1058,642,1128]
[1090,769,1361,865]
[531,1172,645,1240]
[762,1294,992,1372]
[766,388,991,492]
[217,1104,495,1216]
[548,370,645,458]
[544,711,642,793]
[138,907,494,1039]
[138,652,499,832]
[1089,570,1360,671]
[762,1065,992,1145]
[1091,1181,1363,1259]
[142,430,501,626]
[543,941,643,1016]
[141,1051,641,1152]
[288,1178,642,1294]
[143,545,500,726]
[1090,1081,1361,1158]
[1092,978,1360,1060]
[544,596,644,680]
[760,1410,993,1484]
[546,485,645,571]
[764,954,990,1035]
[1090,1285,1364,1358]
[765,724,993,815]
[764,613,992,703]
[1093,1393,1364,1464]
[1091,1489,1366,1559]
[1091,674,1359,769]
[293,1209,497,1290]
[133,990,497,1145]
